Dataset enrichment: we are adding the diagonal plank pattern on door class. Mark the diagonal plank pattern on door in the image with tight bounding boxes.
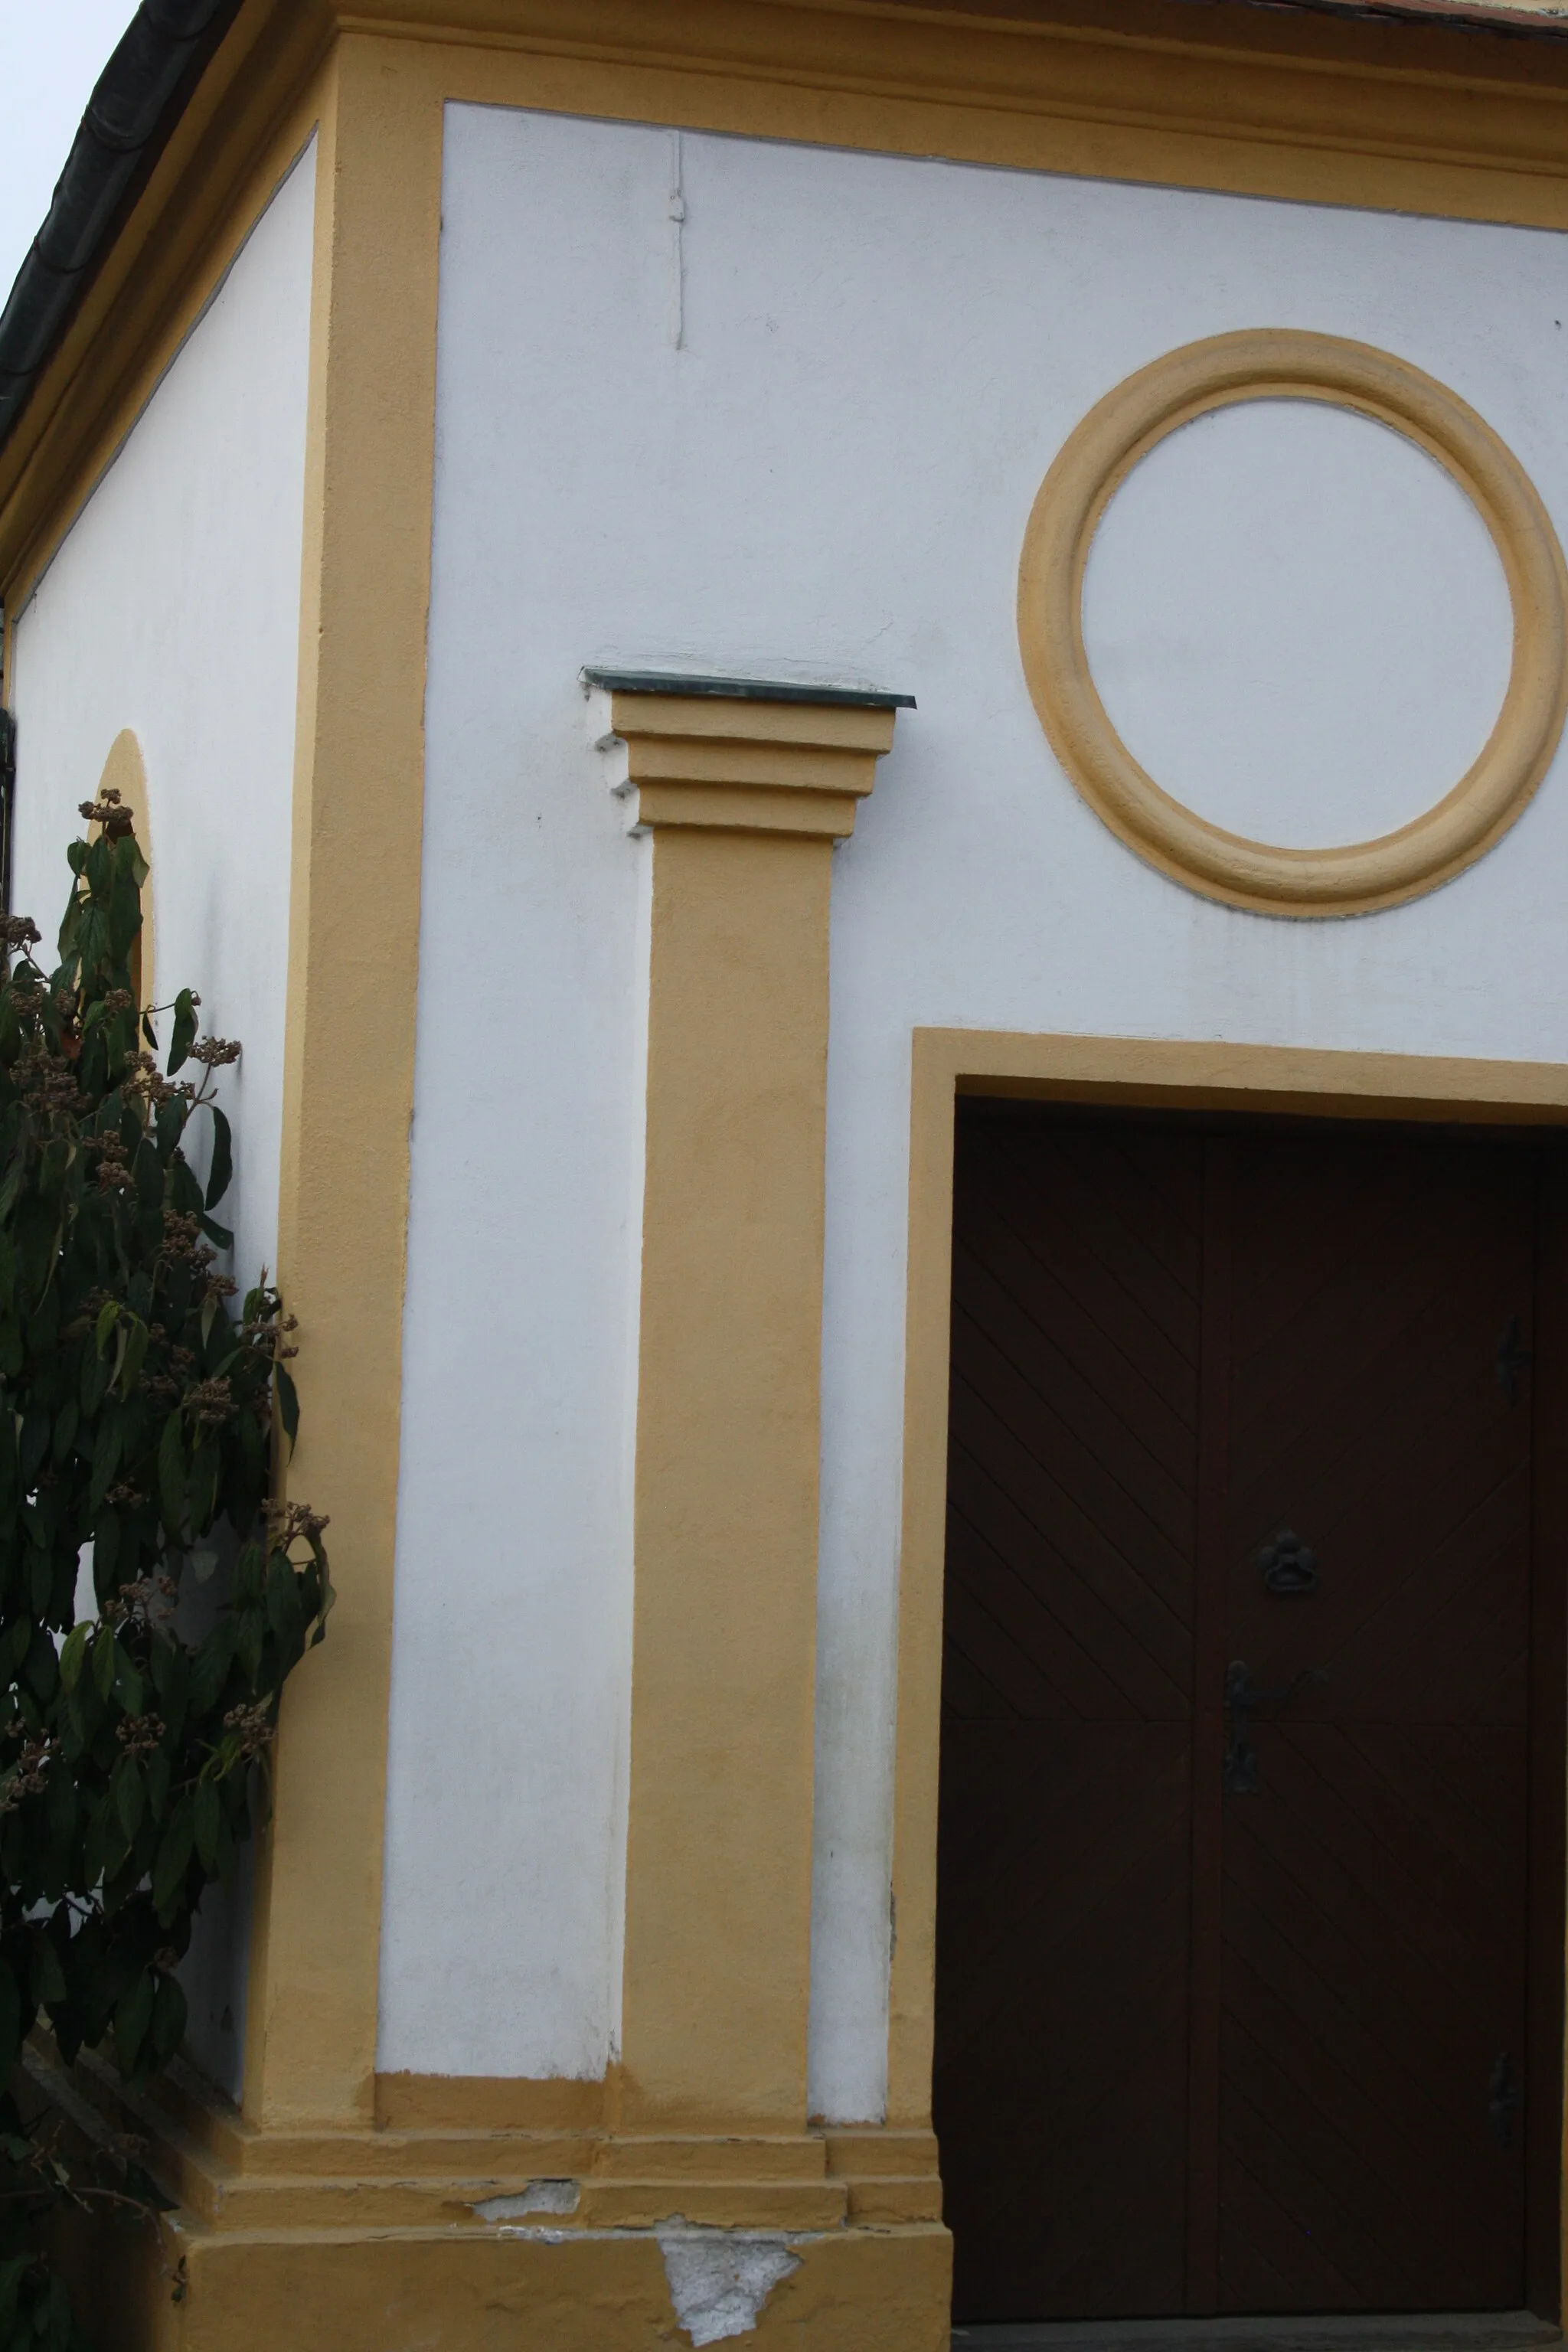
[933,1106,1565,2328]
[1220,1138,1531,2315]
[937,1121,1202,2320]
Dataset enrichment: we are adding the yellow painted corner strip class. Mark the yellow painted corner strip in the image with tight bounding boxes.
[242,32,443,2135]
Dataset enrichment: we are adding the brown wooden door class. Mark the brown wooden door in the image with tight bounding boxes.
[933,1106,1565,2328]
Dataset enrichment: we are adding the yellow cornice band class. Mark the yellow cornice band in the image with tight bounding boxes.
[1018,328,1568,916]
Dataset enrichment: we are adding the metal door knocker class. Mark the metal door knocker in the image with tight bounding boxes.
[1259,1529,1320,1595]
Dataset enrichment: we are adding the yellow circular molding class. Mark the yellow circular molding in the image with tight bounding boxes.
[1018,329,1568,916]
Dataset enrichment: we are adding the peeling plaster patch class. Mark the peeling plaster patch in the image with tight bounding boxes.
[655,2222,802,2346]
[472,2179,580,2221]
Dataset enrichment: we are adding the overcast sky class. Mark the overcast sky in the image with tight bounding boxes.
[0,0,137,302]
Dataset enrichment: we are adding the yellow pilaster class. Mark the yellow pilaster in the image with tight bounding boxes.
[596,678,903,2135]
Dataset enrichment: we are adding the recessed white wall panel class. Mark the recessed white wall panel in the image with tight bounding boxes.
[377,113,659,2079]
[395,102,1568,2105]
[7,142,316,2097]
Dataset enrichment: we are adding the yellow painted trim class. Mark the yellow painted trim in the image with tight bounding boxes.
[607,691,898,2135]
[384,2,1568,249]
[35,2043,945,2281]
[606,688,895,838]
[141,2215,953,2352]
[374,2070,608,2131]
[167,2052,932,2221]
[96,732,155,1006]
[887,1026,1568,2125]
[1019,329,1568,916]
[241,30,443,2134]
[14,0,1568,605]
[41,2021,953,2350]
[338,0,1568,239]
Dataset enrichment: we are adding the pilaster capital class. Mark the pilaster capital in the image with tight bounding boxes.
[586,671,911,840]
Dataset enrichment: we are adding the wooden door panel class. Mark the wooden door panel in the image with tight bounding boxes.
[946,1441,1192,1715]
[940,1532,1125,1719]
[948,1386,1194,1687]
[1224,1745,1527,2129]
[936,1722,1193,2320]
[981,1132,1203,1361]
[934,1724,1186,2012]
[1237,1453,1530,1719]
[936,1124,1201,2324]
[935,1110,1559,2323]
[961,1168,1200,1454]
[1217,2087,1493,2312]
[1220,2008,1465,2301]
[1359,1721,1530,1890]
[952,1246,1197,1566]
[1218,1137,1533,2312]
[1271,1726,1528,1974]
[1227,1317,1526,1589]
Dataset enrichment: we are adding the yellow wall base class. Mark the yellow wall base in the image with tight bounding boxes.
[37,2046,949,2350]
[92,2208,952,2352]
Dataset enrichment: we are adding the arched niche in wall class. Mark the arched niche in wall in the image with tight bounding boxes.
[1018,329,1568,916]
[96,730,155,1005]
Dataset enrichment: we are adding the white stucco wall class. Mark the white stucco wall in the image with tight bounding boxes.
[7,141,316,2096]
[390,100,1568,2100]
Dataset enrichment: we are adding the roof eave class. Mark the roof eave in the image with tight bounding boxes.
[0,2,247,456]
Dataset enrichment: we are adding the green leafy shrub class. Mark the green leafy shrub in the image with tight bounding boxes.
[0,789,330,2345]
